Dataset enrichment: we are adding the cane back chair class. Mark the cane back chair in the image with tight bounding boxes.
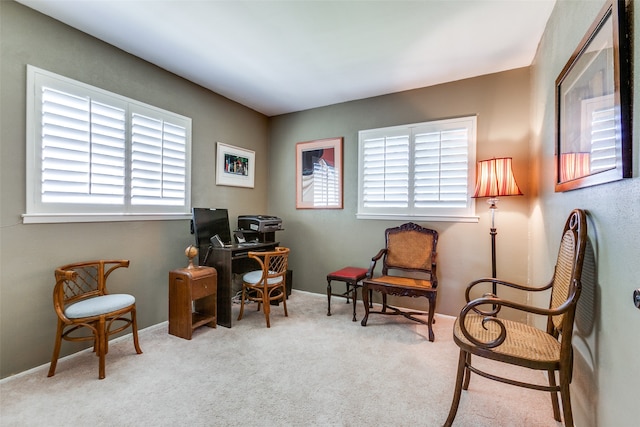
[48,260,142,379]
[444,209,588,426]
[237,247,290,328]
[360,222,438,341]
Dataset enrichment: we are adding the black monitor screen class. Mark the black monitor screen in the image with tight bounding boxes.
[191,208,232,263]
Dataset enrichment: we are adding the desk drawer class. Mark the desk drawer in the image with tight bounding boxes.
[192,277,216,300]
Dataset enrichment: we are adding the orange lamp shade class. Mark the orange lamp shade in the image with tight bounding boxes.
[473,157,523,198]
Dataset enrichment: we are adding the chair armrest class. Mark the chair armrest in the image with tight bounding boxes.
[103,260,130,280]
[366,248,387,278]
[465,277,553,302]
[102,260,130,294]
[431,252,438,288]
[458,280,580,349]
[247,252,266,272]
[52,270,78,322]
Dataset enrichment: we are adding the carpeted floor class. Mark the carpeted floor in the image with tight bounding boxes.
[0,290,562,426]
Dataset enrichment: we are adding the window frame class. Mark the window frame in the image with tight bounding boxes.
[24,65,192,224]
[357,116,478,222]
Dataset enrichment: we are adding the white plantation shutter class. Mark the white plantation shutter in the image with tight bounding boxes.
[414,125,469,208]
[362,132,410,208]
[26,66,191,223]
[358,116,476,221]
[131,113,187,206]
[41,88,126,205]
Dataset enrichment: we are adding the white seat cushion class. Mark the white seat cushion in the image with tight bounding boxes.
[243,270,283,286]
[65,294,135,319]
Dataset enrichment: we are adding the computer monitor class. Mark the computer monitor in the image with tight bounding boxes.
[191,208,232,264]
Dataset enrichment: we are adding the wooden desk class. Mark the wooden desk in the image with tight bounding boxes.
[204,242,279,327]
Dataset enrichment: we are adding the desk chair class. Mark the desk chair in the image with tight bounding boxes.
[237,247,290,327]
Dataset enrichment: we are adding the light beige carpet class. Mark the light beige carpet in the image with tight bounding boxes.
[0,290,562,427]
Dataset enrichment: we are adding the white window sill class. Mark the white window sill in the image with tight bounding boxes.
[356,213,479,223]
[22,213,192,224]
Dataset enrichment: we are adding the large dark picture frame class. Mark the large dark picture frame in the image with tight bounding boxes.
[555,0,631,192]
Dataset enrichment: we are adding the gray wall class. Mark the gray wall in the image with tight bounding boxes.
[0,1,270,378]
[529,1,640,425]
[268,69,532,319]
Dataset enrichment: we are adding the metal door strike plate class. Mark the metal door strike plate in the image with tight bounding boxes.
[634,289,640,309]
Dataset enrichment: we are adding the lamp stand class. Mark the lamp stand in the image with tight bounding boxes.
[488,198,498,295]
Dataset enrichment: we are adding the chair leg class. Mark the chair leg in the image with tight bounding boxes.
[559,368,574,426]
[281,284,288,318]
[263,290,271,328]
[548,369,561,422]
[97,317,106,380]
[255,287,262,312]
[444,349,468,427]
[360,285,370,326]
[237,286,246,320]
[47,320,65,377]
[462,353,472,390]
[426,295,435,342]
[131,307,143,354]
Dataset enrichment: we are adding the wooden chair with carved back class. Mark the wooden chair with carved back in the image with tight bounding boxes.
[360,222,438,341]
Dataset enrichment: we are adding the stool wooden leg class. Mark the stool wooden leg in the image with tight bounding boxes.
[326,279,332,316]
[350,282,357,321]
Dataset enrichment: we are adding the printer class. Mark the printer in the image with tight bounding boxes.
[237,215,283,233]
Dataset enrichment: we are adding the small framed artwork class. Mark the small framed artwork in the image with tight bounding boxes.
[296,137,343,209]
[555,0,631,192]
[215,142,255,188]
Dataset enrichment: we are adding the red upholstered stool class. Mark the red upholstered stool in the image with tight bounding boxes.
[326,267,371,322]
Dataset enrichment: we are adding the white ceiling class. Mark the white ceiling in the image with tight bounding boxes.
[17,0,556,117]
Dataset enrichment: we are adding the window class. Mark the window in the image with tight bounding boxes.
[357,116,477,221]
[25,66,191,223]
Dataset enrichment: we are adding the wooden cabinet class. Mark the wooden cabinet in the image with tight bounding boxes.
[169,266,217,340]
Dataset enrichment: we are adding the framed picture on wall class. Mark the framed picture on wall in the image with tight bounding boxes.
[555,0,631,192]
[295,137,343,209]
[215,142,255,188]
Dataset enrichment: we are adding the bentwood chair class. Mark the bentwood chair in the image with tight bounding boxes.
[48,260,142,379]
[360,222,439,341]
[444,209,587,426]
[237,247,290,328]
